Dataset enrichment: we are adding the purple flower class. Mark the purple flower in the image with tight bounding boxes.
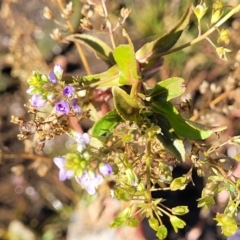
[76,170,103,195]
[53,157,74,181]
[55,100,70,114]
[48,71,58,84]
[30,94,46,108]
[53,64,63,79]
[71,98,81,114]
[75,132,90,152]
[99,163,113,176]
[63,86,75,97]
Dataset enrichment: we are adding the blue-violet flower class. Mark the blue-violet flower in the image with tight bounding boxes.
[30,94,46,108]
[75,132,90,152]
[54,156,74,181]
[71,98,81,114]
[55,100,70,115]
[63,86,75,97]
[76,170,103,195]
[48,71,58,84]
[99,163,113,176]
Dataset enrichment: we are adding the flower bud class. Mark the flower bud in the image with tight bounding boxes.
[53,64,63,80]
[99,163,113,176]
[211,9,222,24]
[193,3,208,21]
[217,29,230,45]
[211,1,223,24]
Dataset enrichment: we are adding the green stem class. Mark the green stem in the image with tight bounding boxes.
[154,4,240,58]
[156,214,163,225]
[130,81,139,99]
[146,140,151,192]
[157,206,171,217]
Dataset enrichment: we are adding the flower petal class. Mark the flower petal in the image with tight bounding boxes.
[59,169,68,181]
[48,71,58,84]
[55,100,70,114]
[30,94,46,108]
[53,157,65,169]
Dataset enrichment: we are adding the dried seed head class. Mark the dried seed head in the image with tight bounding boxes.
[43,6,54,20]
[17,133,29,140]
[62,2,73,19]
[50,28,62,42]
[81,4,94,18]
[80,17,93,31]
[120,8,131,20]
[11,116,24,124]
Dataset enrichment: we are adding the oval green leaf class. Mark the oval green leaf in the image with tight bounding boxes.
[136,5,192,63]
[78,64,121,88]
[152,115,185,162]
[91,109,122,136]
[152,101,213,140]
[113,87,142,122]
[113,44,141,85]
[69,33,114,65]
[149,77,186,101]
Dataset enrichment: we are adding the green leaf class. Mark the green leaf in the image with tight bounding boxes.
[78,65,121,87]
[91,110,122,136]
[113,87,142,122]
[136,5,192,63]
[171,206,189,215]
[70,33,114,65]
[156,132,185,162]
[148,77,186,101]
[113,44,141,85]
[153,115,185,162]
[148,217,159,231]
[170,216,186,233]
[152,101,213,140]
[156,225,168,240]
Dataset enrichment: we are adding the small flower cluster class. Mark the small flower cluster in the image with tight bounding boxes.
[12,65,85,152]
[53,133,113,195]
[27,64,82,116]
[27,65,63,109]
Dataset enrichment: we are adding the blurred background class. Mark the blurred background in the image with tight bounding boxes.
[0,0,240,239]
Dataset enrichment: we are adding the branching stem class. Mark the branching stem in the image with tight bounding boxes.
[56,0,91,75]
[155,4,240,58]
[146,140,151,193]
